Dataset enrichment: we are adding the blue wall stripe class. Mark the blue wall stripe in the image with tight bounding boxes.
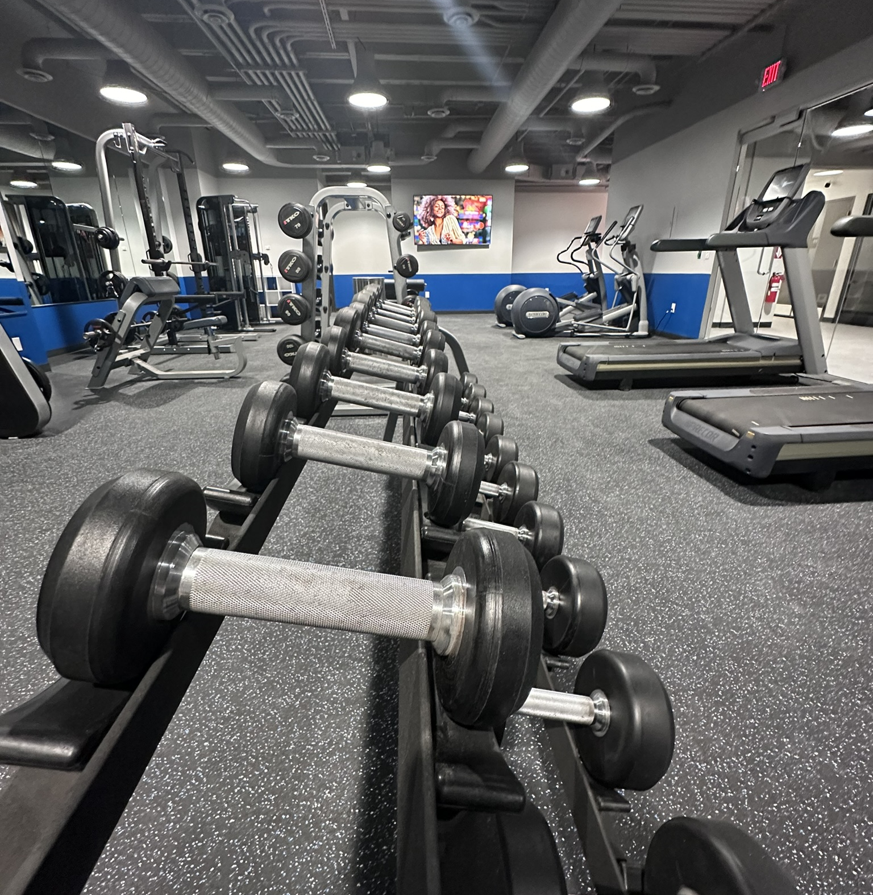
[645,273,711,338]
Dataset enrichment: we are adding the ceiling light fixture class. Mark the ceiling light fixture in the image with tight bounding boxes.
[347,41,389,110]
[10,177,38,189]
[504,142,529,174]
[366,140,392,174]
[577,162,600,186]
[832,122,873,137]
[570,93,611,114]
[99,60,148,106]
[813,169,844,176]
[51,159,83,173]
[222,161,250,174]
[347,180,367,188]
[313,153,331,162]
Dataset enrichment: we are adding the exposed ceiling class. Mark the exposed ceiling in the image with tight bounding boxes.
[0,0,821,187]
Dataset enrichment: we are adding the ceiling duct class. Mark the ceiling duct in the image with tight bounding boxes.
[466,0,624,173]
[574,104,670,161]
[569,52,660,96]
[0,126,56,160]
[32,0,284,167]
[18,38,113,83]
[213,85,285,103]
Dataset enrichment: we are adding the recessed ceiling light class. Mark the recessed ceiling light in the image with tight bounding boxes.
[222,161,250,173]
[578,177,600,186]
[366,162,391,173]
[10,178,38,189]
[813,169,844,176]
[51,160,83,172]
[347,180,367,188]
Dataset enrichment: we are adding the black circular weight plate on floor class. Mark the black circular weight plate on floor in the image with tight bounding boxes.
[574,650,675,791]
[277,202,313,239]
[485,435,518,481]
[540,555,606,656]
[494,284,525,326]
[422,328,445,353]
[511,288,559,337]
[278,294,311,325]
[276,334,305,366]
[644,817,799,895]
[492,462,538,523]
[422,349,449,393]
[285,342,330,418]
[422,372,463,446]
[429,420,485,527]
[36,470,206,685]
[434,529,543,728]
[325,325,351,375]
[514,501,564,569]
[476,412,504,445]
[231,381,298,492]
[277,249,312,283]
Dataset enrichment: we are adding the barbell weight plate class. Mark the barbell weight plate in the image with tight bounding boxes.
[422,328,445,354]
[540,556,607,658]
[277,334,306,366]
[422,349,449,394]
[392,212,412,232]
[36,470,206,685]
[643,817,800,895]
[325,325,352,376]
[511,288,560,338]
[161,235,173,254]
[394,253,419,278]
[95,227,121,250]
[573,650,675,791]
[278,294,311,325]
[283,342,329,419]
[231,380,298,493]
[491,462,538,524]
[476,412,504,445]
[428,420,484,528]
[514,502,564,571]
[83,318,113,350]
[494,285,525,327]
[278,202,314,239]
[422,372,462,446]
[277,250,313,284]
[434,529,543,729]
[484,435,518,482]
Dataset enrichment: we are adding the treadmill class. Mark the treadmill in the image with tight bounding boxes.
[662,214,873,481]
[557,165,827,387]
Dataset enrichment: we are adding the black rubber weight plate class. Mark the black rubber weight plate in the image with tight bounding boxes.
[286,342,329,418]
[277,335,305,366]
[434,530,543,728]
[573,650,675,791]
[492,462,538,524]
[422,349,449,393]
[422,372,462,446]
[36,469,206,685]
[644,817,799,895]
[540,555,606,656]
[325,325,351,375]
[231,381,298,492]
[514,501,564,569]
[486,435,518,482]
[429,420,485,527]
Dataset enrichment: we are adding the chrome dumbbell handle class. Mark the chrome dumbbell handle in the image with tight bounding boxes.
[479,480,511,500]
[517,686,610,732]
[154,536,467,656]
[281,418,446,483]
[366,322,419,345]
[461,516,532,545]
[342,350,423,386]
[323,372,427,419]
[368,313,419,334]
[356,330,420,361]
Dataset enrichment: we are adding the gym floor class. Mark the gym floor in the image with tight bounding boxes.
[1,314,871,894]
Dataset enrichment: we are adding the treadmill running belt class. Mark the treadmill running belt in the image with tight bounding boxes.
[562,341,761,361]
[677,388,873,436]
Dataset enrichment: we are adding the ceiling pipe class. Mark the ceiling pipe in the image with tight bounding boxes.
[266,137,320,149]
[212,85,285,102]
[32,0,285,167]
[0,126,56,160]
[152,114,213,130]
[18,38,113,82]
[574,103,670,160]
[422,138,481,160]
[437,86,510,106]
[466,0,624,173]
[568,52,659,94]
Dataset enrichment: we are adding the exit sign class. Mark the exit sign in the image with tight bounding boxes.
[760,59,785,91]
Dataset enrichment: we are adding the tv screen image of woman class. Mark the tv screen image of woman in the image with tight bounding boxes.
[414,194,492,246]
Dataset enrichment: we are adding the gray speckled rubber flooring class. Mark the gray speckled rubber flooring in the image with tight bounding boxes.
[1,314,871,894]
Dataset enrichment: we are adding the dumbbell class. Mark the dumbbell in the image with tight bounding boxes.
[284,343,482,446]
[232,381,531,525]
[349,305,438,348]
[334,307,445,362]
[325,324,449,394]
[422,501,563,570]
[476,460,539,522]
[354,291,435,325]
[352,299,436,337]
[483,434,518,482]
[36,469,672,786]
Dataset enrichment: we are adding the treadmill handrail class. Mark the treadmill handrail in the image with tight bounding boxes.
[651,238,709,253]
[831,215,873,238]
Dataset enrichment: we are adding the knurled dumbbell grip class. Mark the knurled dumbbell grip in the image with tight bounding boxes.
[328,375,423,417]
[370,314,418,334]
[359,332,419,361]
[344,352,421,385]
[292,424,435,481]
[517,687,595,725]
[179,548,437,641]
[366,322,417,345]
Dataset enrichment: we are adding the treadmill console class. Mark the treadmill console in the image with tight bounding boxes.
[739,164,810,231]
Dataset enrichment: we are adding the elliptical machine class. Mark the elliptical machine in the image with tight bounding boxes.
[493,215,607,327]
[510,206,647,339]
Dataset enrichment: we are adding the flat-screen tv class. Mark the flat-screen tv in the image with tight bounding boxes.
[413,194,492,246]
